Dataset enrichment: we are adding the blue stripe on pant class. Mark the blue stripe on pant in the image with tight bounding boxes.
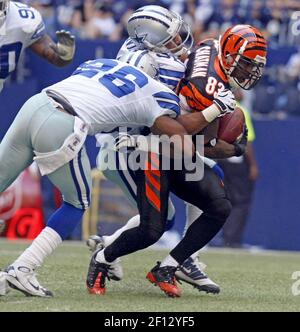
[70,149,90,210]
[115,151,137,202]
[78,149,91,206]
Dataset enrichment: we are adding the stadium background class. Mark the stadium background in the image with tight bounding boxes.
[0,0,300,250]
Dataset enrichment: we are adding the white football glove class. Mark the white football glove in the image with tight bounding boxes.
[114,134,138,152]
[56,30,75,61]
[213,89,236,116]
[114,134,160,154]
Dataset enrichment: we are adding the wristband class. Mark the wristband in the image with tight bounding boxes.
[202,104,221,123]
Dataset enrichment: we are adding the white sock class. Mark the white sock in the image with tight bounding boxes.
[102,214,140,247]
[190,251,200,261]
[14,227,62,270]
[96,249,111,264]
[160,255,179,268]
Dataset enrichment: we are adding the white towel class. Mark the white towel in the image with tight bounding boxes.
[34,117,89,176]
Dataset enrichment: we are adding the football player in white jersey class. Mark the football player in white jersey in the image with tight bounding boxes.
[0,0,75,92]
[88,5,220,294]
[0,57,234,297]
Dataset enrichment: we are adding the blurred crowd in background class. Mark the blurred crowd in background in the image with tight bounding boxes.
[18,0,300,118]
[24,0,300,45]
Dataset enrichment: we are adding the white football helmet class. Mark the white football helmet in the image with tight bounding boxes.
[118,50,159,79]
[127,5,193,56]
[0,0,9,23]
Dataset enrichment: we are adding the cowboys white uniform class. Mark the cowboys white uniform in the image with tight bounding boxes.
[0,58,180,297]
[48,59,180,135]
[0,1,45,92]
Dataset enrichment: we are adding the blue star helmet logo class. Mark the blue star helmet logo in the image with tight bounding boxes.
[133,32,147,44]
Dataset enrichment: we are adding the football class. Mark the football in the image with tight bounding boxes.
[217,107,245,143]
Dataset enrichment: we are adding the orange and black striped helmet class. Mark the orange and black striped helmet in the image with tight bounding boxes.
[219,24,267,90]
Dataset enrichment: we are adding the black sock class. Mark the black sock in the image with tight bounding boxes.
[170,213,226,265]
[104,226,156,262]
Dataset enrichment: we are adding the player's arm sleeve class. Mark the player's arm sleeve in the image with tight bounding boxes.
[25,7,46,46]
[116,38,139,60]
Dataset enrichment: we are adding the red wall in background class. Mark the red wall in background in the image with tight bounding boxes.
[0,168,44,240]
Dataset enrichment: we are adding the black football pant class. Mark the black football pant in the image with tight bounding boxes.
[104,154,231,265]
[168,164,232,265]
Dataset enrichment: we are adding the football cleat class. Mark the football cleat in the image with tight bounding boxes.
[86,235,123,281]
[0,271,10,296]
[176,256,220,294]
[146,262,181,298]
[5,264,53,297]
[86,250,110,295]
[86,235,105,252]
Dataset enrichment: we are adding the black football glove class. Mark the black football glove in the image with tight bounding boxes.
[233,125,248,157]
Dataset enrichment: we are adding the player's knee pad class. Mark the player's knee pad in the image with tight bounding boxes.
[206,197,232,222]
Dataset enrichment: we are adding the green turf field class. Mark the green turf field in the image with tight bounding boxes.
[1,239,300,312]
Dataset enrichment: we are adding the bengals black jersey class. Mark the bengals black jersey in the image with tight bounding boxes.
[178,39,231,112]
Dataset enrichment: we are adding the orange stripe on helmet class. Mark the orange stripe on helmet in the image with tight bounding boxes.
[220,24,267,71]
